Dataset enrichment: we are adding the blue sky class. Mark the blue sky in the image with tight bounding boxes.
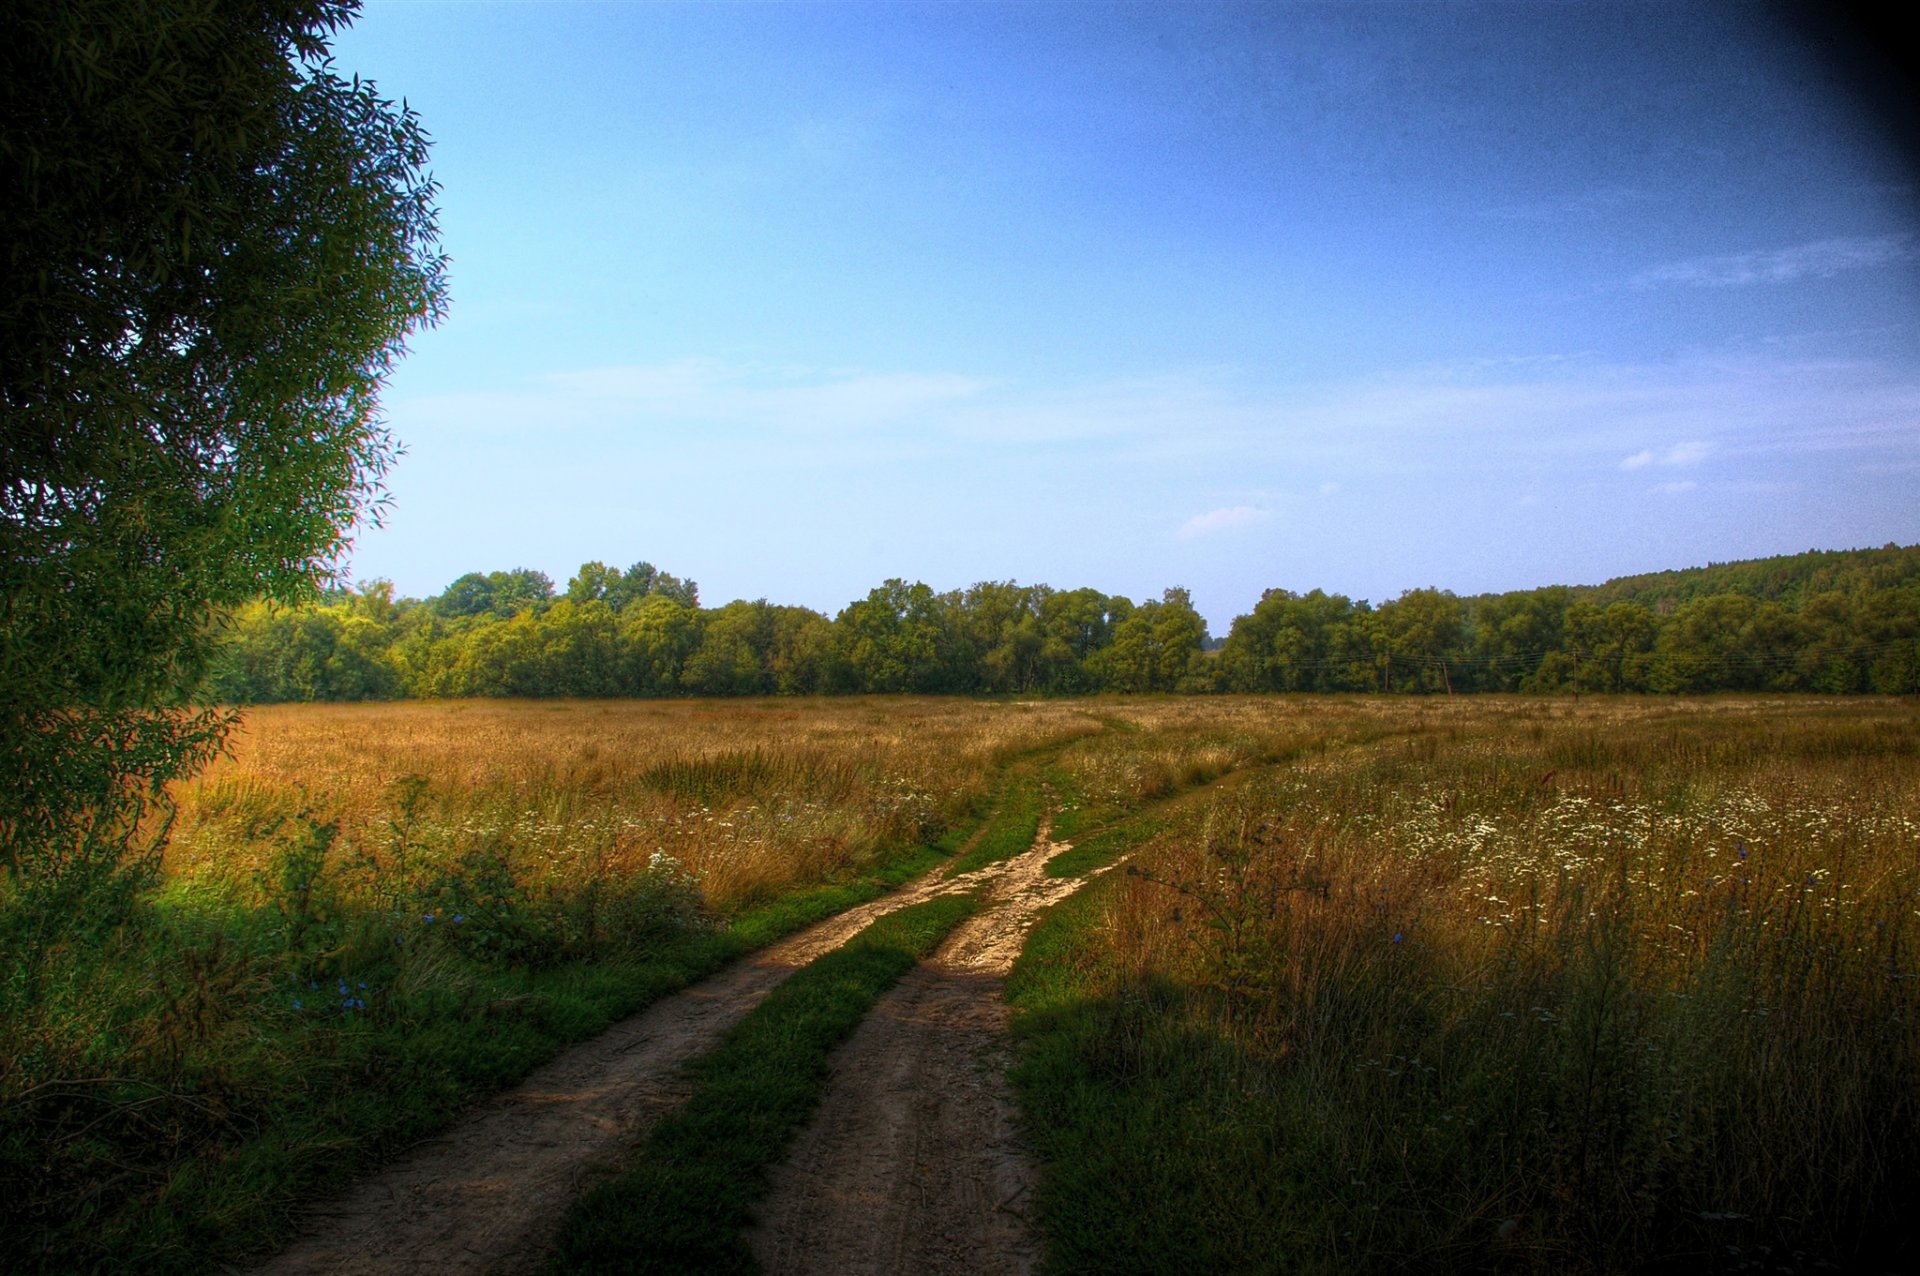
[331,1,1920,631]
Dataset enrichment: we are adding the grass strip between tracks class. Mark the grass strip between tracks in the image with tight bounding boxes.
[944,774,1044,877]
[546,891,980,1275]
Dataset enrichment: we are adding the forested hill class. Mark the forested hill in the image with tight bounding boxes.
[208,546,1920,703]
[1571,543,1920,611]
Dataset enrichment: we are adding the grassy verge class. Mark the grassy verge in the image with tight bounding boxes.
[547,892,978,1274]
[1006,883,1296,1274]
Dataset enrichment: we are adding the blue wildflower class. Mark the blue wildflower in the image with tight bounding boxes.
[1392,932,1405,944]
[293,998,303,1011]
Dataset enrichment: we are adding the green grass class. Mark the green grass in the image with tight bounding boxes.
[1043,760,1150,847]
[0,834,967,1276]
[1006,703,1920,1274]
[4,699,1074,1276]
[1044,751,1260,879]
[1042,816,1165,878]
[1006,881,1303,1274]
[546,892,978,1274]
[944,773,1045,876]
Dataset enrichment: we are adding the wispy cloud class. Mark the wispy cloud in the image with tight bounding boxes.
[363,351,1920,616]
[1632,236,1912,290]
[1177,505,1271,538]
[412,360,987,436]
[1622,440,1710,470]
[393,352,1920,488]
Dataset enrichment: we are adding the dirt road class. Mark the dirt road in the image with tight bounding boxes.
[255,848,1016,1275]
[747,822,1099,1276]
[255,808,1097,1276]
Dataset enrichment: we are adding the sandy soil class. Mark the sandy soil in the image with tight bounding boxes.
[747,822,1101,1276]
[253,850,1011,1276]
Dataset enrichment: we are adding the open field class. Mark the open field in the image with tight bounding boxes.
[169,697,1103,908]
[3,694,1917,1274]
[2,697,1096,1271]
[1015,695,1920,1273]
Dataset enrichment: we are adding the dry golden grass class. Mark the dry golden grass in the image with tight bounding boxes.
[167,697,1100,909]
[1024,695,1920,1270]
[11,693,1915,1274]
[1,698,1096,1274]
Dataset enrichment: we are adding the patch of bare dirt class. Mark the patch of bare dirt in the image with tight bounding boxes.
[748,821,1103,1276]
[253,853,1006,1276]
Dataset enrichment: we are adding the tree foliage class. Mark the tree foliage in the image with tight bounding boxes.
[208,545,1920,705]
[1,0,445,887]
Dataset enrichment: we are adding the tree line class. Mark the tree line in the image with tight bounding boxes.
[209,546,1920,702]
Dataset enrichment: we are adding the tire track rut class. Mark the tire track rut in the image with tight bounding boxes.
[748,819,1107,1276]
[254,831,1039,1276]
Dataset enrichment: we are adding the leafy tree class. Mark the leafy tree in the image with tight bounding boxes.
[1372,588,1464,694]
[1219,588,1373,692]
[206,599,399,701]
[1859,585,1920,694]
[1154,587,1214,691]
[432,568,554,619]
[1,0,444,889]
[566,560,622,605]
[185,546,1920,706]
[610,561,698,610]
[621,593,702,695]
[1035,587,1128,693]
[1645,593,1807,693]
[1581,544,1920,612]
[1794,591,1870,693]
[682,600,772,696]
[1465,587,1570,692]
[435,572,499,618]
[444,614,543,697]
[949,580,1044,694]
[531,599,622,696]
[1095,588,1209,693]
[678,599,833,697]
[834,580,949,693]
[764,605,834,694]
[1565,600,1659,693]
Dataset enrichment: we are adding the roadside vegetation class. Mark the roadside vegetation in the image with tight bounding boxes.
[1011,696,1920,1273]
[7,694,1916,1274]
[0,698,1095,1273]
